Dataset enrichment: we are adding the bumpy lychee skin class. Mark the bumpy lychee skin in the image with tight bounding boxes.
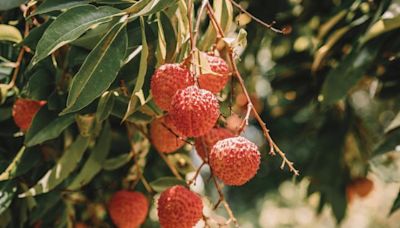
[209,136,260,186]
[195,128,234,160]
[150,116,186,153]
[158,185,203,228]
[169,86,220,137]
[108,190,149,228]
[198,54,230,93]
[150,64,194,111]
[12,99,46,132]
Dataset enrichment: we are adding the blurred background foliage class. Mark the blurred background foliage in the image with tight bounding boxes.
[0,0,399,227]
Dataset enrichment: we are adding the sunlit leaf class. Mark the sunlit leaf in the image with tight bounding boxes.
[149,176,186,192]
[19,136,90,197]
[0,25,23,43]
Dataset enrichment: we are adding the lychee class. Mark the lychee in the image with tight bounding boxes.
[150,116,186,153]
[195,127,234,160]
[169,86,220,137]
[108,190,149,228]
[12,99,46,132]
[346,177,374,203]
[157,185,203,228]
[209,136,260,186]
[198,54,230,93]
[150,64,194,111]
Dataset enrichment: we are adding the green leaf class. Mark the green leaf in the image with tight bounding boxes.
[390,189,400,215]
[199,0,233,50]
[0,25,23,43]
[156,13,167,64]
[71,19,116,50]
[32,5,122,66]
[25,107,75,147]
[68,122,111,190]
[19,136,90,197]
[320,44,380,106]
[0,147,40,181]
[0,0,26,11]
[370,151,400,183]
[22,21,51,51]
[149,177,187,193]
[125,0,178,16]
[96,91,116,122]
[123,17,149,120]
[29,191,61,222]
[102,153,132,171]
[0,180,17,214]
[374,129,400,155]
[31,0,91,17]
[61,17,128,114]
[23,68,53,100]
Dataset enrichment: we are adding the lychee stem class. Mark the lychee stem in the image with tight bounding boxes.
[206,3,299,176]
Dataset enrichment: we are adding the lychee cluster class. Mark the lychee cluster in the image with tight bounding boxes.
[12,98,46,132]
[157,185,203,228]
[108,190,149,228]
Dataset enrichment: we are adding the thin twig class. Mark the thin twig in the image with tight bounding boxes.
[206,4,299,176]
[228,0,287,34]
[187,161,206,185]
[211,174,239,227]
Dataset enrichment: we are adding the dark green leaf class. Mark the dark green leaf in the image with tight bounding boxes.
[0,180,16,214]
[68,122,111,190]
[32,5,122,65]
[320,44,381,106]
[149,177,186,193]
[373,128,400,155]
[25,107,75,147]
[0,147,40,181]
[123,17,149,120]
[96,91,115,122]
[102,153,132,171]
[390,189,400,215]
[31,0,91,17]
[19,136,90,197]
[61,18,128,114]
[23,68,53,100]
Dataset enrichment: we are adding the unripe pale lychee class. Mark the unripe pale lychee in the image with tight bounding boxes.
[108,191,149,228]
[12,99,46,132]
[150,64,194,111]
[150,116,186,153]
[158,185,203,228]
[209,136,260,186]
[195,128,234,160]
[169,86,220,137]
[198,54,230,93]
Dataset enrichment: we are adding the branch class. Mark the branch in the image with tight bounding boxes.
[206,3,299,176]
[228,0,288,34]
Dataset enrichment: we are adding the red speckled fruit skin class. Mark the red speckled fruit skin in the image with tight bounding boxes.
[12,99,46,132]
[108,191,149,228]
[158,185,203,228]
[150,116,186,153]
[150,64,194,111]
[198,54,230,94]
[169,86,220,137]
[209,136,260,186]
[195,128,234,160]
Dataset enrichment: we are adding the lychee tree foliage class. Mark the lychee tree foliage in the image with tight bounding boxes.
[0,0,299,227]
[0,0,399,227]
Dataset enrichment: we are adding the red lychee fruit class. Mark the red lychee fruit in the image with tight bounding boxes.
[158,185,203,228]
[209,136,260,186]
[150,116,186,153]
[108,190,149,228]
[12,99,46,132]
[225,114,243,134]
[198,54,230,93]
[150,64,194,111]
[169,86,220,137]
[195,127,234,160]
[346,177,374,203]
